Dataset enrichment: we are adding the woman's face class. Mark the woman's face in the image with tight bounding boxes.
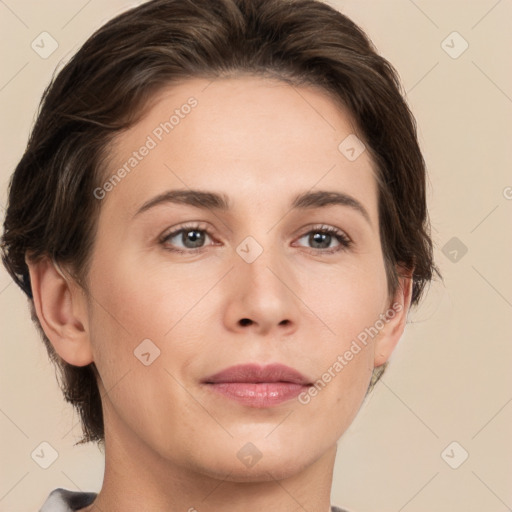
[82,76,407,480]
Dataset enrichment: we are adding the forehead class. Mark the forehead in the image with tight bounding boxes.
[100,75,379,221]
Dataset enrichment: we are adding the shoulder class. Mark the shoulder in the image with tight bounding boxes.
[39,488,97,512]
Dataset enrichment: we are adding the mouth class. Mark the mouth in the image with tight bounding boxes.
[202,363,313,408]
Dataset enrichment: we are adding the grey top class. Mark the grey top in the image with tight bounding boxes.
[39,489,97,511]
[40,488,350,511]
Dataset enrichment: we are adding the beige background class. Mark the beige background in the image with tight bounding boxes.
[1,1,511,511]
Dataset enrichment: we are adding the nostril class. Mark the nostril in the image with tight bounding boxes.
[239,318,253,326]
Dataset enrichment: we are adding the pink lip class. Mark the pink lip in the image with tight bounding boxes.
[202,363,312,408]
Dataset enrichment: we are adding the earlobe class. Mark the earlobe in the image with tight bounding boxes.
[26,256,94,367]
[373,269,414,368]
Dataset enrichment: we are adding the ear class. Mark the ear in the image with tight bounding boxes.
[373,267,414,368]
[26,256,94,366]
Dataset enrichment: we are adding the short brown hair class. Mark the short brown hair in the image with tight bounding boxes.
[1,0,439,446]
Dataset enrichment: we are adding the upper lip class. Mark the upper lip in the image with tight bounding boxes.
[202,363,312,385]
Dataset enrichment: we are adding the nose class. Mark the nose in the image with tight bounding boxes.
[222,244,301,337]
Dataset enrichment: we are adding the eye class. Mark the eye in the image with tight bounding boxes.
[160,223,352,255]
[160,223,215,253]
[295,225,352,254]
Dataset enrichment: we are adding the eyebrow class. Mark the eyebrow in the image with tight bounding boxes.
[134,189,371,225]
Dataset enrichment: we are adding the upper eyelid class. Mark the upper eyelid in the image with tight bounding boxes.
[161,223,348,237]
[160,222,211,238]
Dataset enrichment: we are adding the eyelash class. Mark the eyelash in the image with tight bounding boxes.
[160,222,353,255]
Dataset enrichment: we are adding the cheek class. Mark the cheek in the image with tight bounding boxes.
[87,246,214,340]
[84,246,218,398]
[301,256,389,341]
[295,257,388,411]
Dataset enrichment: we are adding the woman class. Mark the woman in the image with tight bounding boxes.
[1,0,438,510]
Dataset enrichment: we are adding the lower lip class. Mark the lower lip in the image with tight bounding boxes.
[204,382,310,407]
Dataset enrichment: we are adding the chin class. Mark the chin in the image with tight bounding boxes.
[202,460,309,483]
[191,444,319,483]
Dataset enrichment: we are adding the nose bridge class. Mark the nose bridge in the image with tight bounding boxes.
[235,228,289,296]
[224,224,300,334]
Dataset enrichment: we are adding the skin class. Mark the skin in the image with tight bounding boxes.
[28,76,412,512]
